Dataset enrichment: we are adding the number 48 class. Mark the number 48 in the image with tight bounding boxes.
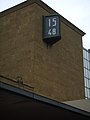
[48,28,56,35]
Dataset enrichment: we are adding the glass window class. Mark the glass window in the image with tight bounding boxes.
[87,88,90,98]
[85,87,88,97]
[88,71,90,79]
[84,78,86,87]
[87,61,89,69]
[88,80,90,88]
[86,78,89,87]
[86,69,88,78]
[84,68,85,77]
[89,89,90,98]
[83,48,90,99]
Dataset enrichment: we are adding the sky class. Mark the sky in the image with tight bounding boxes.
[0,0,90,49]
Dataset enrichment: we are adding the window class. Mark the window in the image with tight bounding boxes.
[83,48,90,99]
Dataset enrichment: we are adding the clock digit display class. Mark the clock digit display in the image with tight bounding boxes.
[52,18,56,27]
[43,15,61,44]
[48,29,52,35]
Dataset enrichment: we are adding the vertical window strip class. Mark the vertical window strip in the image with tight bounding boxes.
[83,48,90,99]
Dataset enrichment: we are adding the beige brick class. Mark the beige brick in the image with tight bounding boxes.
[0,2,85,102]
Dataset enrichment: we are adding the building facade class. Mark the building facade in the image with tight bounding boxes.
[0,0,85,102]
[83,48,90,99]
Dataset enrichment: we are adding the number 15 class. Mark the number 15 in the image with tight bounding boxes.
[49,18,57,27]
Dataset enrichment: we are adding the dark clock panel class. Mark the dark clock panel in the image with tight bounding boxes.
[43,15,61,45]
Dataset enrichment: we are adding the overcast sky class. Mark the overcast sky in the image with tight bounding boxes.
[0,0,90,49]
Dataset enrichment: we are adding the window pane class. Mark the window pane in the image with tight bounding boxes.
[84,78,86,87]
[84,69,86,77]
[85,87,87,97]
[88,70,90,78]
[88,80,90,88]
[87,61,89,69]
[86,79,88,87]
[87,89,90,98]
[89,89,90,98]
[86,69,88,78]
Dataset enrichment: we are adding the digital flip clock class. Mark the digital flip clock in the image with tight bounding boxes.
[43,15,61,45]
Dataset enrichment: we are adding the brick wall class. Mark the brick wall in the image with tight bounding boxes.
[0,2,85,101]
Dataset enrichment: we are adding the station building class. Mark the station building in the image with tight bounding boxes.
[0,0,90,119]
[0,0,85,101]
